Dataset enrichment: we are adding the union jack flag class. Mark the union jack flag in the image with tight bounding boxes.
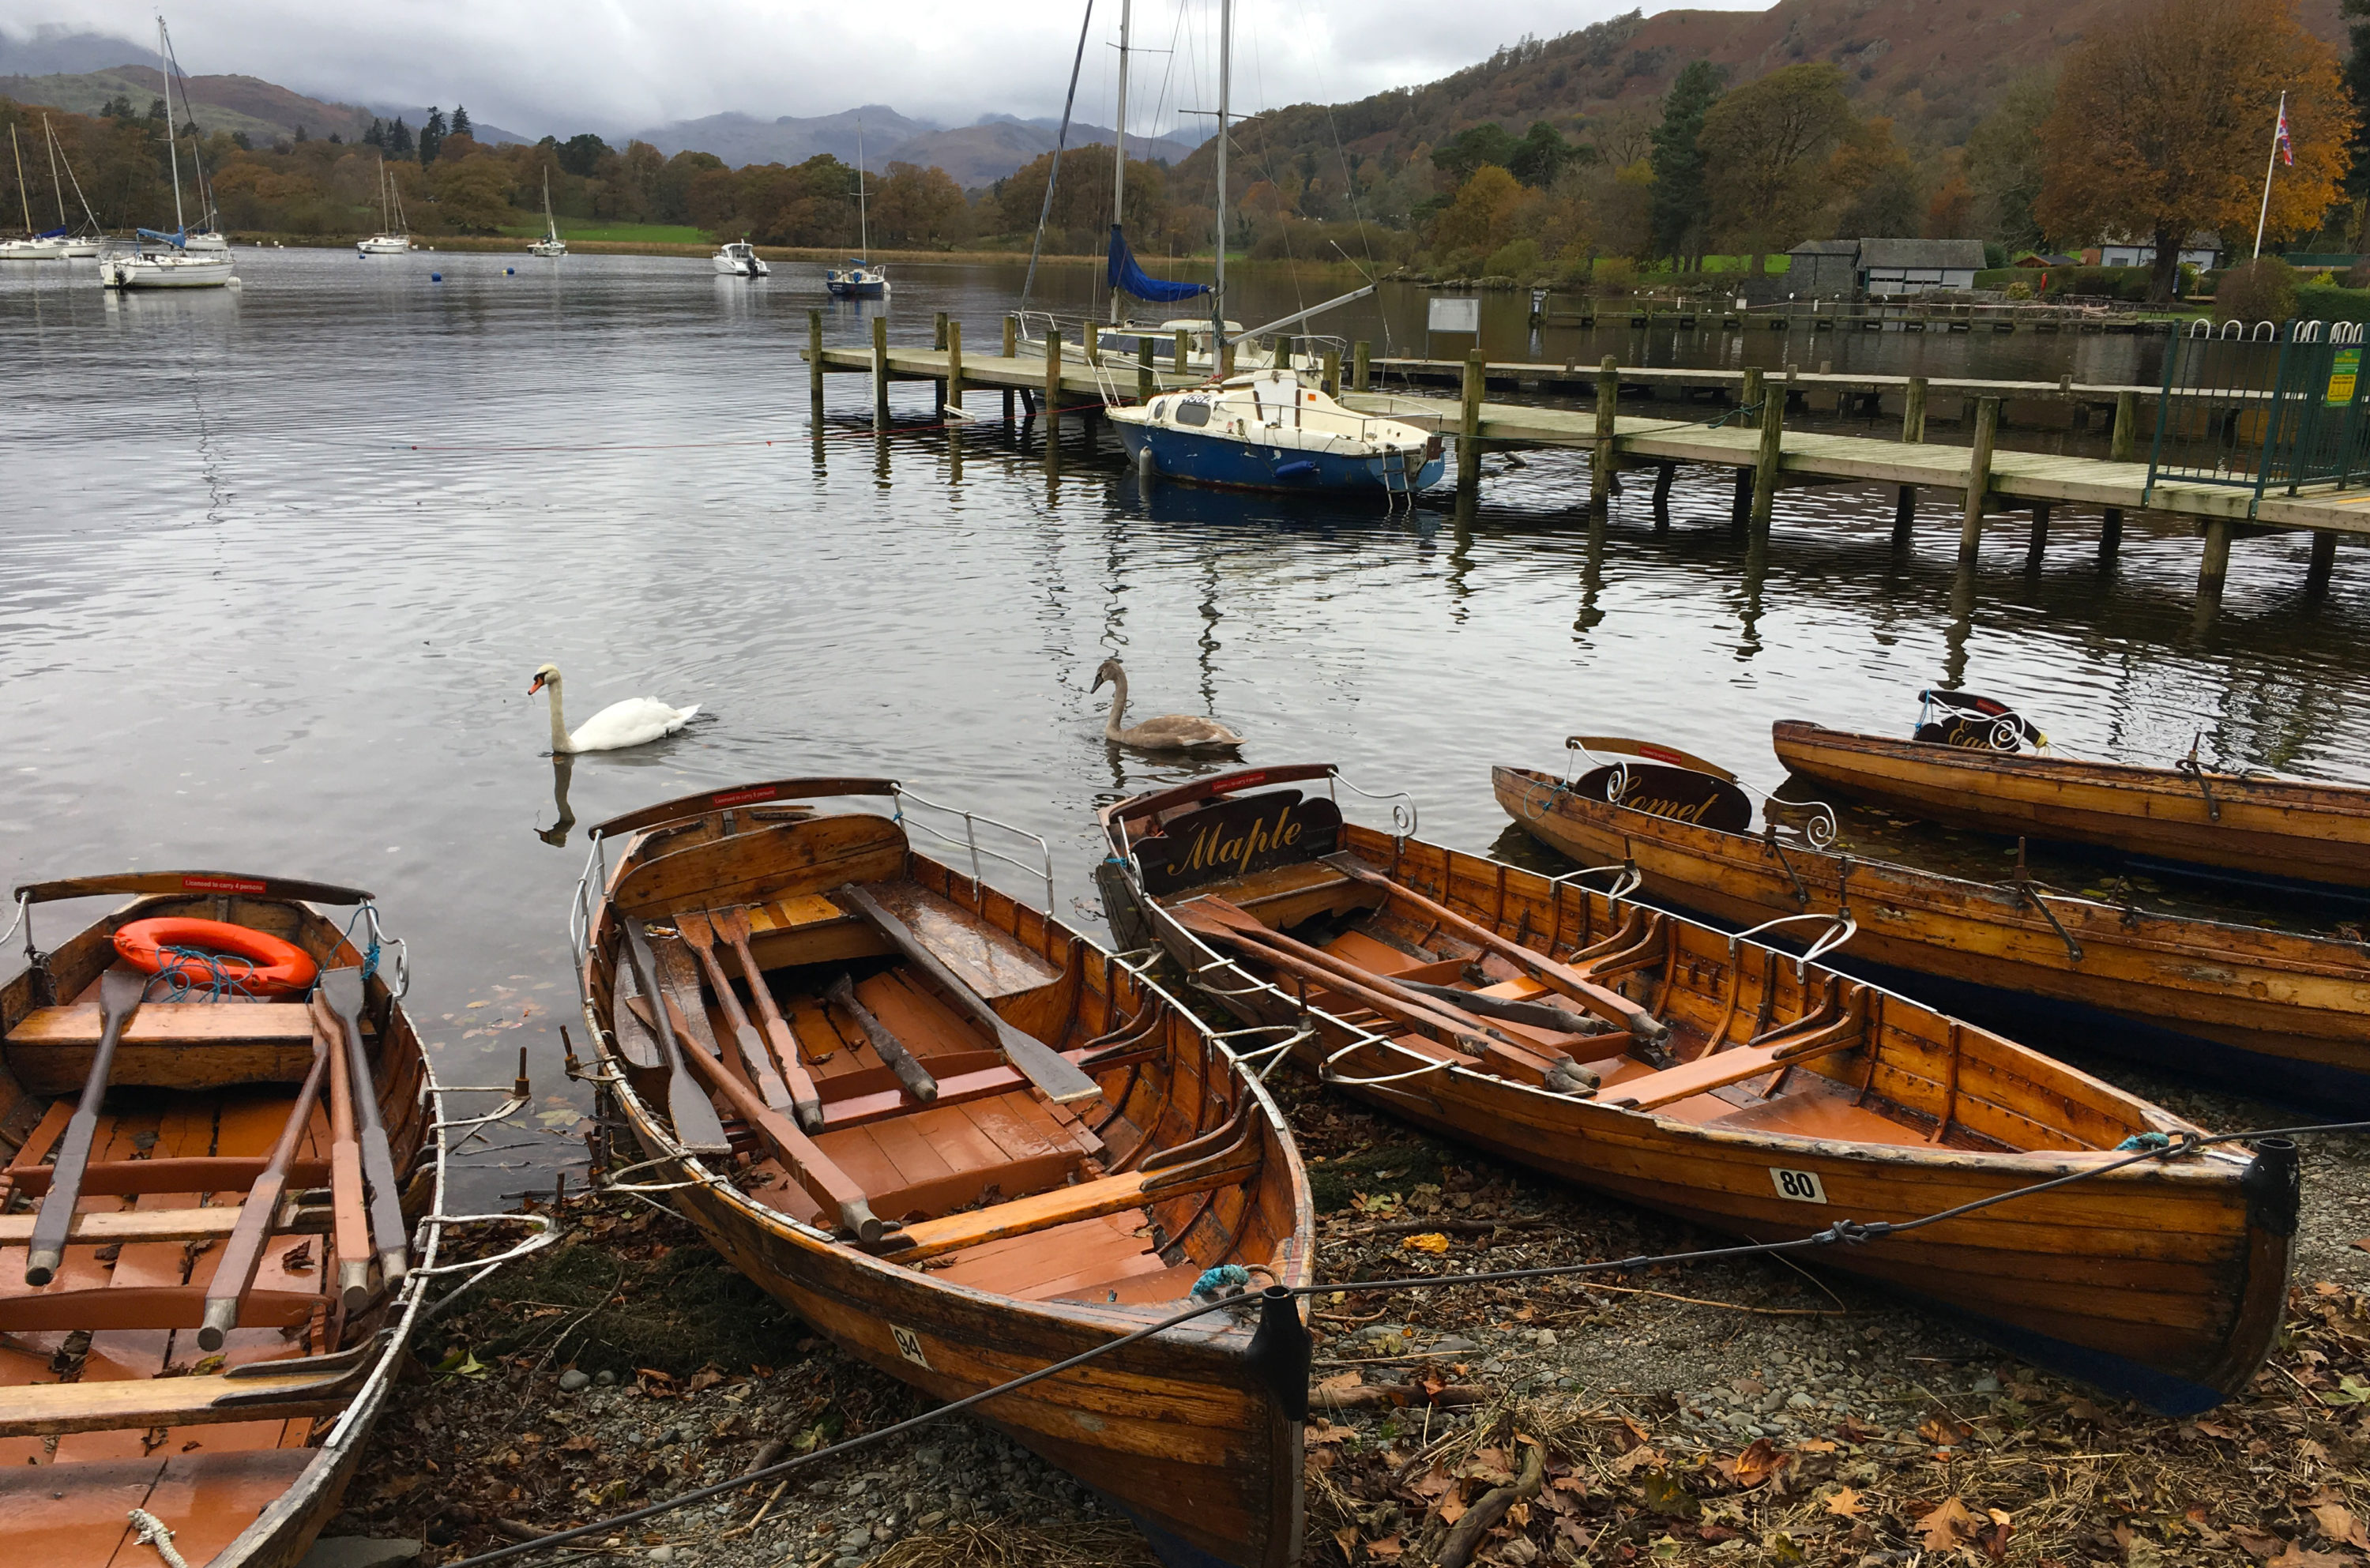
[2277,101,2295,167]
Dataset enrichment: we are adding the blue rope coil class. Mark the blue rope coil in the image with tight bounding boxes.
[1191,1263,1251,1301]
[2116,1131,2174,1152]
[343,906,382,982]
[147,945,261,1002]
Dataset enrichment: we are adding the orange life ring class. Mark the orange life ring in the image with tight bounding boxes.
[113,917,319,998]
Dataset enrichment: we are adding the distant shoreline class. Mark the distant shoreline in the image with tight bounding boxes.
[218,235,1355,272]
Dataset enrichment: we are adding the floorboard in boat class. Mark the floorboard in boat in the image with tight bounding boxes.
[931,1210,1163,1299]
[0,1448,317,1568]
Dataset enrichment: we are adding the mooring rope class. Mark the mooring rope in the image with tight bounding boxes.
[442,1114,2359,1566]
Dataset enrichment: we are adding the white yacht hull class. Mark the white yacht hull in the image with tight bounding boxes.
[0,239,67,261]
[101,252,235,289]
[357,234,411,255]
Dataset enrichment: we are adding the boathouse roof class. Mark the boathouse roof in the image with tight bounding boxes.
[1856,239,1987,271]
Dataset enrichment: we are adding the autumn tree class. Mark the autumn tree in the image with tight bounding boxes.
[1964,73,2054,253]
[1650,59,1725,268]
[1698,63,1856,271]
[1826,117,1924,239]
[2037,0,2353,303]
[1430,164,1525,258]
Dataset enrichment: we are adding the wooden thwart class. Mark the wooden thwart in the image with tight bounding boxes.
[0,1199,329,1247]
[0,1356,363,1438]
[1609,987,1870,1110]
[888,1130,1263,1265]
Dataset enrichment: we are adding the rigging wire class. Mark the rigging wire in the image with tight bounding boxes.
[440,1115,2337,1567]
[1021,0,1100,316]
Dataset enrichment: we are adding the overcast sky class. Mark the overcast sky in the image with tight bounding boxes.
[0,0,1755,137]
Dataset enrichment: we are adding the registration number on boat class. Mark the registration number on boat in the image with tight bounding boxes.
[1769,1168,1828,1204]
[891,1325,931,1370]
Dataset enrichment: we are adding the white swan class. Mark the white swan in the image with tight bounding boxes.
[528,664,700,754]
[1092,658,1243,751]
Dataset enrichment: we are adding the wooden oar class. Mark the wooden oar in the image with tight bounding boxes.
[621,916,732,1156]
[1390,976,1607,1038]
[1322,853,1671,1043]
[711,904,828,1075]
[199,1025,331,1350]
[24,967,145,1287]
[825,974,939,1103]
[1169,901,1495,1057]
[657,1003,888,1244]
[834,882,1100,1106]
[322,968,408,1292]
[679,910,822,1131]
[318,991,374,1313]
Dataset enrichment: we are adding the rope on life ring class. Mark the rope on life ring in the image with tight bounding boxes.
[113,917,319,998]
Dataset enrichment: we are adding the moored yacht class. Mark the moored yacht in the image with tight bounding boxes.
[358,156,411,254]
[527,169,566,257]
[1110,367,1444,495]
[101,20,233,291]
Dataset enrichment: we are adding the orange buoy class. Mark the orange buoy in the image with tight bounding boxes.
[112,917,319,998]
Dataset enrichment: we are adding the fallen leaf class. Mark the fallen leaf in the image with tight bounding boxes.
[1796,1438,1838,1453]
[1639,1471,1699,1520]
[277,1239,314,1273]
[1306,1419,1355,1445]
[1610,1445,1666,1476]
[2192,1418,2239,1439]
[2270,1545,2347,1568]
[2321,1374,2370,1406]
[1713,1438,1784,1489]
[1919,1495,1983,1552]
[1317,1371,1363,1395]
[1824,1488,1868,1517]
[1401,1232,1450,1254]
[1365,1536,1405,1561]
[2311,1503,2368,1550]
[1919,1415,1972,1447]
[1437,1498,1467,1526]
[2233,1527,2287,1558]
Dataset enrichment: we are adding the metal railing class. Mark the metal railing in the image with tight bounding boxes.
[2144,318,2370,515]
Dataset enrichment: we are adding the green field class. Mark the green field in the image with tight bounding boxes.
[496,221,709,245]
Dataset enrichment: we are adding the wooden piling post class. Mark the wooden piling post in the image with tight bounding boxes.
[2110,390,2139,463]
[1894,487,1917,547]
[931,310,950,412]
[2309,529,2339,590]
[1354,340,1371,391]
[871,314,890,429]
[1730,468,1752,533]
[1902,376,1928,442]
[1085,321,1100,367]
[1176,328,1191,373]
[1592,355,1620,513]
[1750,388,1784,531]
[1739,366,1763,428]
[2100,507,2124,562]
[1004,314,1018,358]
[1138,335,1155,403]
[808,308,825,417]
[2026,502,2051,568]
[1322,348,1341,399]
[1959,397,1999,566]
[1277,333,1295,370]
[1221,341,1237,377]
[934,321,953,421]
[1044,329,1063,474]
[2199,517,2233,600]
[1652,462,1675,531]
[1458,351,1486,494]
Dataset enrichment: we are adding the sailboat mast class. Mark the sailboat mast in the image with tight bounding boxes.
[1212,0,1230,355]
[43,118,65,227]
[857,115,870,257]
[1109,0,1130,323]
[159,20,186,235]
[10,126,28,236]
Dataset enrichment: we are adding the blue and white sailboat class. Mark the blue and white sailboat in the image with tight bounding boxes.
[823,117,889,299]
[1103,0,1435,498]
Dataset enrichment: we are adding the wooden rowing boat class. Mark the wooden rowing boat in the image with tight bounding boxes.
[1772,696,2370,889]
[1492,740,2370,1109]
[1097,765,2297,1416]
[574,779,1312,1568]
[0,871,516,1568]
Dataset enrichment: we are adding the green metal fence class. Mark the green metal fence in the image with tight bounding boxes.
[2144,319,2370,516]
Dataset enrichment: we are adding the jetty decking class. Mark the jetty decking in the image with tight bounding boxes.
[803,317,2360,604]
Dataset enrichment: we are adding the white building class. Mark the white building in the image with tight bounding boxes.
[2096,233,2222,270]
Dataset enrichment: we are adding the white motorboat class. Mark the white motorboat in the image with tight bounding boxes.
[100,18,233,291]
[714,239,769,277]
[527,170,566,257]
[359,156,411,254]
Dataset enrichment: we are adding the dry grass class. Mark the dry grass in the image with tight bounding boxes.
[870,1519,1162,1568]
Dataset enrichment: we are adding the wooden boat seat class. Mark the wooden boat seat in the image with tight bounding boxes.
[0,1201,328,1248]
[3,1002,353,1092]
[1707,1077,1917,1143]
[805,1089,1104,1223]
[731,883,1063,1002]
[0,1450,318,1568]
[0,1359,357,1439]
[887,1131,1265,1265]
[931,1209,1216,1306]
[1605,1036,1857,1111]
[0,1276,320,1335]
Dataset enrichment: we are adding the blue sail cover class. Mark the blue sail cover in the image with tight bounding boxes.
[34,226,66,239]
[136,227,189,248]
[1108,224,1209,304]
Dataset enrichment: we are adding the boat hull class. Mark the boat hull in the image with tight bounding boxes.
[1116,419,1446,495]
[1098,801,2292,1416]
[0,877,454,1567]
[584,792,1309,1567]
[1492,765,2370,1109]
[100,254,234,289]
[826,279,884,297]
[1774,719,2370,890]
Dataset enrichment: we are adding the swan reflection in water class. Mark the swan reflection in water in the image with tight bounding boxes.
[537,753,577,847]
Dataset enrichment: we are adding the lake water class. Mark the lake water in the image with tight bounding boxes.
[4,249,2364,1205]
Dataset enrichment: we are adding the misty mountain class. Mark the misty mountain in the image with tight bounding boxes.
[630,103,1200,187]
[0,25,151,77]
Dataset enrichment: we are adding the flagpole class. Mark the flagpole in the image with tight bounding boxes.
[2255,90,2286,261]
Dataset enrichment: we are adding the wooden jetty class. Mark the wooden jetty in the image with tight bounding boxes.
[802,318,2362,604]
